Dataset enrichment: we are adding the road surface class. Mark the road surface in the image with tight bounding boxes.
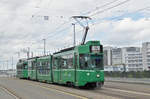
[0,77,150,99]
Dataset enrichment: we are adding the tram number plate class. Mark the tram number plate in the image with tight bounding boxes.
[91,46,100,53]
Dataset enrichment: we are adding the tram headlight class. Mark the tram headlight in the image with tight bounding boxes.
[97,74,100,78]
[87,73,90,76]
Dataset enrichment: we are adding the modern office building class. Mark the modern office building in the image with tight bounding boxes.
[121,47,143,71]
[112,48,122,65]
[103,47,112,66]
[104,46,143,72]
[142,42,150,71]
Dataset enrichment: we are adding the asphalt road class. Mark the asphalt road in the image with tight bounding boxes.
[0,77,81,99]
[0,87,16,99]
[0,77,150,99]
[101,82,150,99]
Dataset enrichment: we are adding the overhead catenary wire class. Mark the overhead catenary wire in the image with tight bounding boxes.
[21,15,71,48]
[28,0,131,45]
[29,0,131,53]
[30,20,71,46]
[22,0,146,57]
[31,0,130,44]
[82,0,120,15]
[91,6,150,26]
[25,24,72,55]
[42,19,71,39]
[44,25,71,40]
[90,0,131,17]
[86,6,150,47]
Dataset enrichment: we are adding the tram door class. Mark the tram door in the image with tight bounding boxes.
[52,57,60,83]
[58,57,62,83]
[74,53,77,83]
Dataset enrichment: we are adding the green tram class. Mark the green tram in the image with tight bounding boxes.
[28,57,38,80]
[16,41,104,88]
[36,56,53,83]
[16,59,28,79]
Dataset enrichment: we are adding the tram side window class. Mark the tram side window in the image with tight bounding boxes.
[23,63,27,69]
[67,57,73,69]
[53,57,58,69]
[38,61,49,75]
[43,61,49,74]
[45,61,50,74]
[37,62,40,67]
[74,54,78,69]
[100,45,103,53]
[38,61,42,74]
[47,61,50,69]
[79,54,89,69]
[61,54,73,69]
[61,58,68,69]
[32,61,36,70]
[31,62,33,69]
[28,61,32,70]
[17,64,22,70]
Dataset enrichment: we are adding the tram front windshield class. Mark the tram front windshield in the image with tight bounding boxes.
[79,54,103,70]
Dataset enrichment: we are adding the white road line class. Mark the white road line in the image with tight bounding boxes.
[29,83,88,99]
[104,87,150,96]
[0,86,19,99]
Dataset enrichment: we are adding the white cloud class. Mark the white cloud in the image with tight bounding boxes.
[90,18,150,46]
[0,0,150,68]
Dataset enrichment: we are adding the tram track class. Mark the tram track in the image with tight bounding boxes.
[2,77,150,99]
[0,77,89,99]
[28,83,89,99]
[103,86,150,96]
[92,86,150,99]
[28,79,150,99]
[16,78,136,99]
[17,79,121,99]
[15,78,89,99]
[0,84,22,99]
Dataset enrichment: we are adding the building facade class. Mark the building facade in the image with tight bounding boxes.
[112,48,122,65]
[103,47,112,66]
[103,42,150,72]
[104,46,144,72]
[142,42,150,71]
[104,65,124,72]
[122,47,143,71]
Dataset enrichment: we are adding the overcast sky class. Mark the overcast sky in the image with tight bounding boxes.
[0,0,150,69]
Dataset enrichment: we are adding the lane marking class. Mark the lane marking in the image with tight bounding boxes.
[35,84,88,99]
[104,87,150,96]
[21,80,88,99]
[0,86,20,99]
[2,78,88,99]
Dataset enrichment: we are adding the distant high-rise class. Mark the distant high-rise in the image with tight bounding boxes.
[103,47,112,66]
[112,48,122,65]
[142,42,150,71]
